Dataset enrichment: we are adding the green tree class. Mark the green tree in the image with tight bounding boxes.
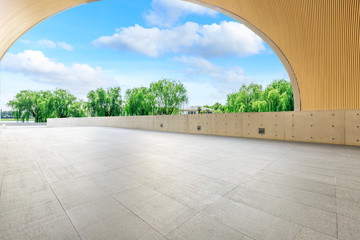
[204,102,227,113]
[263,79,294,111]
[70,100,87,118]
[52,89,77,118]
[107,87,123,116]
[149,79,188,115]
[226,83,263,113]
[86,87,123,117]
[124,87,155,116]
[225,79,294,113]
[7,90,56,122]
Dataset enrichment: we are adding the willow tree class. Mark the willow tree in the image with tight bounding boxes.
[149,79,188,115]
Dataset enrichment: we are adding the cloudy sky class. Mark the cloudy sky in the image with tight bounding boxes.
[0,0,288,110]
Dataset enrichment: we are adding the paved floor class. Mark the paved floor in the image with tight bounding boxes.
[0,127,360,240]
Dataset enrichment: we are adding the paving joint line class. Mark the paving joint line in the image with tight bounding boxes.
[34,161,84,240]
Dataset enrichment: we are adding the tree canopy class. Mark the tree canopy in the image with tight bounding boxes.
[7,79,294,122]
[150,79,188,115]
[86,87,123,117]
[124,87,155,116]
[7,89,85,122]
[225,79,294,113]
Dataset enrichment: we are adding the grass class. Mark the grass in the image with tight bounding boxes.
[0,118,35,122]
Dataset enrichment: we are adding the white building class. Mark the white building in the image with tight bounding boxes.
[181,106,214,115]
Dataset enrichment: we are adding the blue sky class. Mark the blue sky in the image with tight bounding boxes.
[0,0,288,110]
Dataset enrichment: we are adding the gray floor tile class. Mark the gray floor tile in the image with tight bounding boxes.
[129,193,198,235]
[338,215,360,240]
[0,200,67,239]
[337,178,360,191]
[226,186,337,237]
[52,177,110,211]
[146,174,236,211]
[253,170,336,197]
[166,213,253,240]
[86,169,141,194]
[113,184,159,208]
[294,227,338,240]
[337,198,360,221]
[78,209,166,240]
[337,187,360,203]
[0,185,56,213]
[66,196,126,232]
[242,178,336,212]
[203,197,303,240]
[1,171,48,193]
[1,127,360,239]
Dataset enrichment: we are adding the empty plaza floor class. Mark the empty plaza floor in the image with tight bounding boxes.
[0,126,360,240]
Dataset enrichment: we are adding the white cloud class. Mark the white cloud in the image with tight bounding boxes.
[57,41,74,51]
[93,21,265,58]
[1,50,113,90]
[174,55,252,102]
[93,22,200,57]
[25,39,74,51]
[175,56,251,86]
[37,39,57,49]
[144,0,217,27]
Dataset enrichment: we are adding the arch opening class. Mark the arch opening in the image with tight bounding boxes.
[0,0,300,111]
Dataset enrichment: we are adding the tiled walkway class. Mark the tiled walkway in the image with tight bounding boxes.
[0,127,359,240]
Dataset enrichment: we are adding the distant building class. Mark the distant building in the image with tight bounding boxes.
[181,106,214,115]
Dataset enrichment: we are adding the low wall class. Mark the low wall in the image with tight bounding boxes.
[47,110,360,146]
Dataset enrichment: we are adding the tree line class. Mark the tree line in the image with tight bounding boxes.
[7,79,188,122]
[7,79,293,122]
[206,79,294,113]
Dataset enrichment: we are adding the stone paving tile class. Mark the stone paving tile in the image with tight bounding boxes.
[0,184,56,213]
[336,187,360,203]
[21,215,81,240]
[253,170,336,197]
[0,200,71,239]
[1,127,360,240]
[146,176,231,211]
[66,196,127,232]
[129,193,198,236]
[51,177,110,211]
[337,178,360,192]
[294,227,338,240]
[226,186,337,237]
[203,197,303,240]
[264,166,337,185]
[1,170,49,193]
[337,215,360,240]
[113,184,160,208]
[242,178,337,212]
[336,198,360,221]
[166,213,253,240]
[86,169,141,194]
[3,160,39,175]
[78,213,166,240]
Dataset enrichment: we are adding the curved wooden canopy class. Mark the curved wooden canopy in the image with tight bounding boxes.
[0,0,359,111]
